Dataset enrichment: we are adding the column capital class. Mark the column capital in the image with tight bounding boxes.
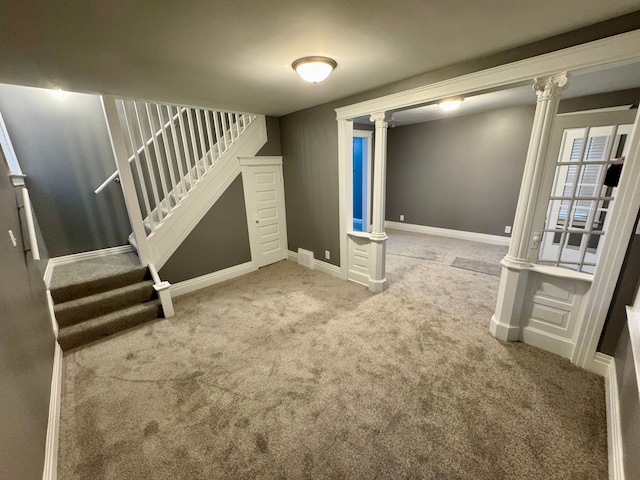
[533,73,568,101]
[369,111,392,127]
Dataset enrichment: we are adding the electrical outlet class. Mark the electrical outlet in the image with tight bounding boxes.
[325,250,330,260]
[504,225,512,234]
[400,214,405,221]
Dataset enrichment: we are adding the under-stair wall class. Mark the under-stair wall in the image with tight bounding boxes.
[102,96,267,270]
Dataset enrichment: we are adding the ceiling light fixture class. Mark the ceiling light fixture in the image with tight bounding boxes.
[438,98,464,111]
[292,56,337,83]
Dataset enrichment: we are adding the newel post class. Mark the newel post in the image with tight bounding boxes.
[101,95,152,266]
[369,111,390,293]
[490,73,568,341]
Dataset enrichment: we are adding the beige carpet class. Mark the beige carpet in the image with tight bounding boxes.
[58,231,607,479]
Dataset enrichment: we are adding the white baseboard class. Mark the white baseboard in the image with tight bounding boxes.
[43,342,63,480]
[44,245,135,288]
[171,262,256,297]
[287,250,342,279]
[46,291,58,339]
[601,353,625,480]
[385,221,511,247]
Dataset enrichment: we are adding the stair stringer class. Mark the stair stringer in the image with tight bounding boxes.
[142,115,267,269]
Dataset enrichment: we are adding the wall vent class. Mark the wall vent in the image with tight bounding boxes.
[297,248,314,269]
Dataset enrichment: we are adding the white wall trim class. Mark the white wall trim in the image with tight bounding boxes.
[287,250,342,279]
[171,262,256,298]
[385,221,511,247]
[335,30,640,120]
[572,103,640,369]
[44,245,135,288]
[601,354,625,480]
[42,342,63,480]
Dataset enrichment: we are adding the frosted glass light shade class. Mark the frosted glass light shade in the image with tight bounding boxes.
[438,98,463,111]
[293,57,337,83]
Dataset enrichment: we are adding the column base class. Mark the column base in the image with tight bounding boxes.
[369,277,388,293]
[490,314,521,342]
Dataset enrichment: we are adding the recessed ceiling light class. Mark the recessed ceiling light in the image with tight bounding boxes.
[438,98,464,111]
[292,56,337,83]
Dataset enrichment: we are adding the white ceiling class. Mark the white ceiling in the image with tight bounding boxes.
[1,1,639,116]
[387,61,640,125]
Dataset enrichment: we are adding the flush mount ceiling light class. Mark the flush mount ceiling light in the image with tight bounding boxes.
[438,98,464,111]
[292,56,337,83]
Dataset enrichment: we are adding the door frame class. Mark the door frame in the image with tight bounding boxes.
[239,156,289,269]
[353,129,373,233]
[335,29,640,373]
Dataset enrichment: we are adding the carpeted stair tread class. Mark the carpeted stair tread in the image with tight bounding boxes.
[55,280,156,328]
[50,267,149,304]
[58,300,162,352]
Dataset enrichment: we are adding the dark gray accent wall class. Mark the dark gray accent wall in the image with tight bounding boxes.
[279,13,640,270]
[614,325,640,479]
[257,116,282,156]
[159,175,251,283]
[386,105,535,235]
[559,87,640,114]
[0,84,131,257]
[0,162,55,480]
[599,214,640,354]
[280,103,340,266]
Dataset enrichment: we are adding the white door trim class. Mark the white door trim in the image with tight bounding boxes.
[353,129,373,233]
[335,28,640,370]
[573,106,640,370]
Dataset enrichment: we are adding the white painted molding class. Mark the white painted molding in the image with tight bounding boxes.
[287,250,342,279]
[238,156,282,167]
[45,245,135,287]
[42,342,63,480]
[335,30,640,120]
[386,221,511,247]
[337,118,353,281]
[602,354,625,480]
[43,261,54,289]
[46,291,58,339]
[572,96,640,369]
[171,262,256,298]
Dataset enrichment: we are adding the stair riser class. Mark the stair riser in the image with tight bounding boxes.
[55,285,156,328]
[50,268,148,304]
[58,302,161,352]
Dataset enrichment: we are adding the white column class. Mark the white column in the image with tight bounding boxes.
[368,112,390,293]
[490,74,567,341]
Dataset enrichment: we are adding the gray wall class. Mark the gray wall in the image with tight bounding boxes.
[386,105,535,235]
[600,223,640,354]
[257,116,282,157]
[0,84,131,257]
[0,162,55,480]
[160,175,251,284]
[614,325,640,478]
[281,103,341,266]
[279,12,640,269]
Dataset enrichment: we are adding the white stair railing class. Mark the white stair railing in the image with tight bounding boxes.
[101,95,256,264]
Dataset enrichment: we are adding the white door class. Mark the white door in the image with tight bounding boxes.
[240,157,288,268]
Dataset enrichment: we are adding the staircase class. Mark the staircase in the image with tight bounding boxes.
[101,97,267,270]
[50,251,163,351]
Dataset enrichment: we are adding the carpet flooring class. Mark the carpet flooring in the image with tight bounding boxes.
[58,231,608,479]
